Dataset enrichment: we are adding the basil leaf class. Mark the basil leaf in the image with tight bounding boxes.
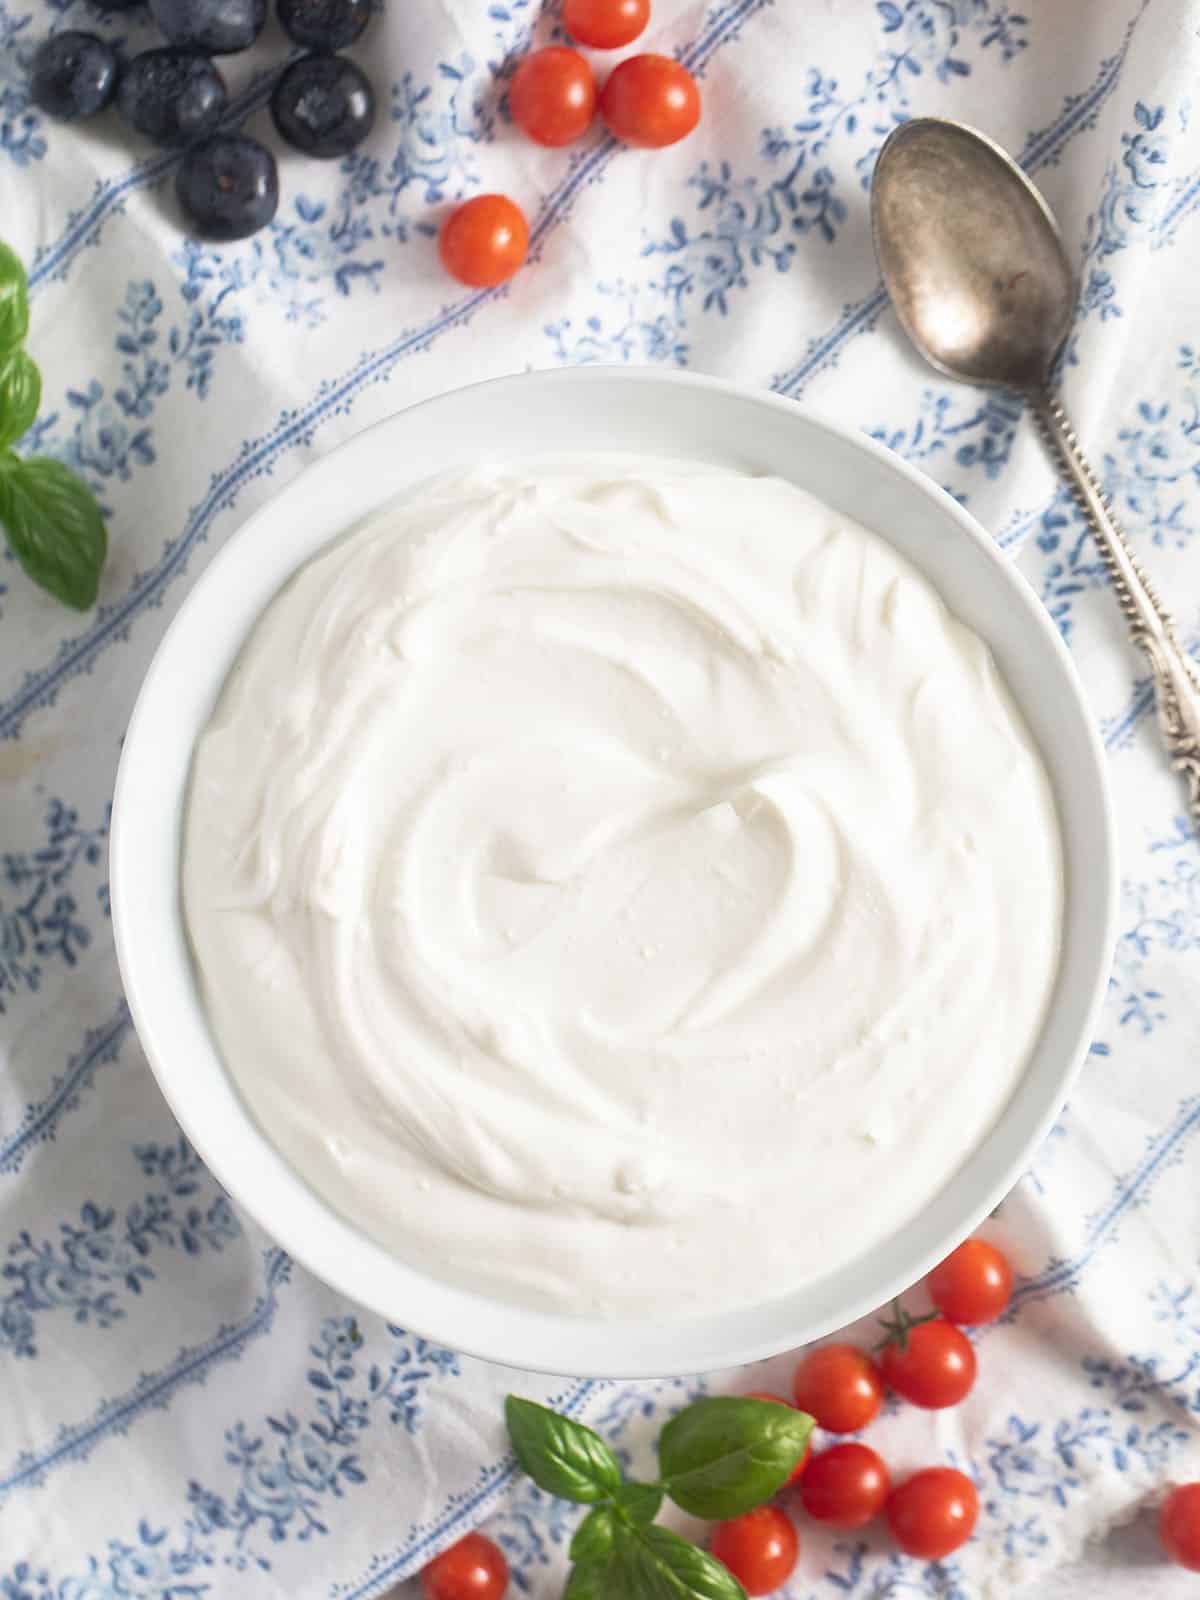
[659,1397,814,1520]
[0,455,106,610]
[569,1485,663,1581]
[570,1505,618,1567]
[614,1480,663,1524]
[0,241,29,354]
[505,1396,623,1504]
[0,349,40,448]
[621,1523,747,1600]
[563,1561,613,1600]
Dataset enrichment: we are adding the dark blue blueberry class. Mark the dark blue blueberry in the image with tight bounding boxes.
[118,49,227,146]
[276,0,370,51]
[148,0,265,55]
[176,134,278,240]
[270,52,374,158]
[30,31,118,121]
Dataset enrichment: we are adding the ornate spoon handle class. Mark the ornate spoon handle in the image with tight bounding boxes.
[1031,390,1200,832]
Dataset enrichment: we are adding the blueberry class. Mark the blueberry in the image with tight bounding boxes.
[270,53,374,158]
[30,31,118,121]
[277,0,370,51]
[176,134,278,240]
[148,0,265,55]
[118,49,228,147]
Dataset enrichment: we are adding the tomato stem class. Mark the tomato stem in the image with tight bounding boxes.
[874,1297,941,1353]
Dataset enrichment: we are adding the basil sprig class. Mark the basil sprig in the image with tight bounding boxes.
[0,241,106,609]
[505,1393,813,1600]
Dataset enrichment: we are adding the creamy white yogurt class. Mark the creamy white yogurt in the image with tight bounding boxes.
[183,457,1062,1318]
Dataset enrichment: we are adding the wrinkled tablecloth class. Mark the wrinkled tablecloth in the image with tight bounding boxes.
[4,0,1200,1595]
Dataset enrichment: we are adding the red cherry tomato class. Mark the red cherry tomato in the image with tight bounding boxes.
[421,1532,509,1600]
[1161,1483,1200,1571]
[878,1308,977,1409]
[791,1344,884,1434]
[886,1467,979,1560]
[563,0,649,48]
[928,1238,1013,1325]
[710,1505,798,1597]
[745,1392,811,1484]
[599,53,700,148]
[438,195,529,288]
[799,1442,890,1530]
[509,47,596,147]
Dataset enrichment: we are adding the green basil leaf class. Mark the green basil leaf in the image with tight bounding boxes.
[0,455,107,610]
[614,1480,664,1524]
[570,1505,618,1567]
[569,1485,664,1590]
[0,349,40,449]
[505,1396,623,1504]
[0,241,29,354]
[659,1397,814,1520]
[621,1523,747,1600]
[563,1561,613,1600]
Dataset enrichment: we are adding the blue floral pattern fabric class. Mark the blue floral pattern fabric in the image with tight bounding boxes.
[2,0,1200,1595]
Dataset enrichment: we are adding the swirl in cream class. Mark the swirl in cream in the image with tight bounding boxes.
[183,458,1062,1316]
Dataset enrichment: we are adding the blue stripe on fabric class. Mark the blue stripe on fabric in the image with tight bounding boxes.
[1009,1095,1200,1311]
[1157,170,1200,238]
[0,1247,291,1497]
[0,1002,131,1176]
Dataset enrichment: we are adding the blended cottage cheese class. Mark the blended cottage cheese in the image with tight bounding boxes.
[183,457,1062,1318]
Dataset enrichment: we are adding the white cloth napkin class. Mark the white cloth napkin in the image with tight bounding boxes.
[4,1,1200,1596]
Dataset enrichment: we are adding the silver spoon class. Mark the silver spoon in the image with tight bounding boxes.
[871,116,1200,831]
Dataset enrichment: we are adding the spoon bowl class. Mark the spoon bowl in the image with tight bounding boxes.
[871,117,1074,391]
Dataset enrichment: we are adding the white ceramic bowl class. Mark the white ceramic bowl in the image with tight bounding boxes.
[111,368,1116,1378]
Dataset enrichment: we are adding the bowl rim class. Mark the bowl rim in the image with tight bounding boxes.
[111,365,1117,1378]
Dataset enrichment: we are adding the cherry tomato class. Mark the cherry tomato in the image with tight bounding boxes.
[886,1468,979,1560]
[799,1442,890,1530]
[928,1238,1013,1325]
[563,0,649,48]
[791,1344,884,1434]
[599,53,700,148]
[509,47,596,147]
[745,1392,811,1484]
[878,1307,977,1409]
[421,1532,509,1600]
[1160,1482,1200,1571]
[438,195,529,288]
[710,1505,798,1596]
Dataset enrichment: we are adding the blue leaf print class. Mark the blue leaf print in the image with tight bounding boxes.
[0,798,109,1013]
